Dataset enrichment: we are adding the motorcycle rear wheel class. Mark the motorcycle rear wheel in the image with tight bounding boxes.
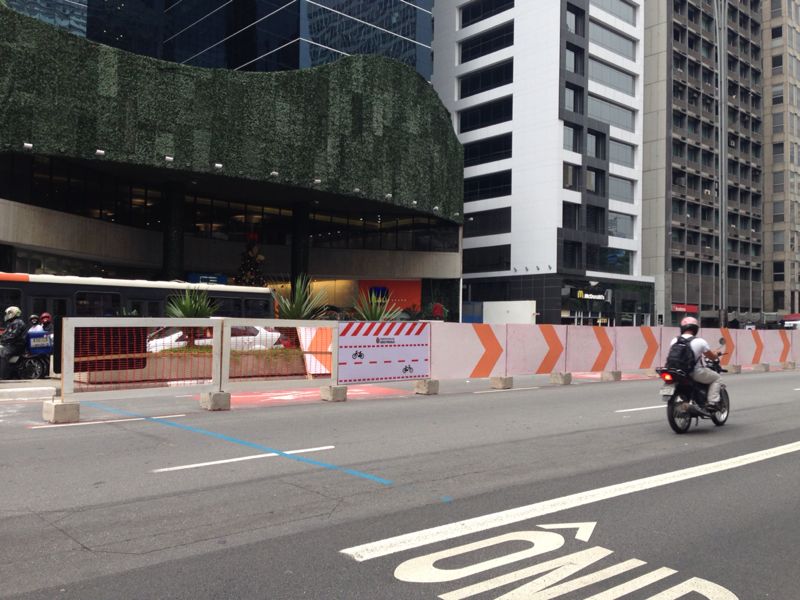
[667,396,692,434]
[711,388,730,426]
[19,358,45,380]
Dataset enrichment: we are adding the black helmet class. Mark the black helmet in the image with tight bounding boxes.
[29,314,40,324]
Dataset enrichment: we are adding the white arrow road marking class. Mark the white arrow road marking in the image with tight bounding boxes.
[152,445,335,472]
[538,522,596,542]
[341,440,800,562]
[615,406,664,413]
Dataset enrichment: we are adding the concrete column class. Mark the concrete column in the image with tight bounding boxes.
[291,202,310,287]
[162,182,185,281]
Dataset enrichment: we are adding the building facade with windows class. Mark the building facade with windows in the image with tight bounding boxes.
[433,0,653,325]
[7,0,433,79]
[644,0,764,327]
[763,0,800,317]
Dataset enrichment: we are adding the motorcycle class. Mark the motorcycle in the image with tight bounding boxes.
[0,329,52,380]
[656,337,730,434]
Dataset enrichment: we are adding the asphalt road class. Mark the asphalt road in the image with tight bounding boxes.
[1,371,799,599]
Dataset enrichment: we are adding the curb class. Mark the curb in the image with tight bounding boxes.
[0,386,57,401]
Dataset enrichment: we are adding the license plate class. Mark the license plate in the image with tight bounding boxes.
[659,387,675,396]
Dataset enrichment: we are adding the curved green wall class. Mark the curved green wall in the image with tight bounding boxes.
[0,5,463,221]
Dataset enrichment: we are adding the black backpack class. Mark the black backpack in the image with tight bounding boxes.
[666,336,697,374]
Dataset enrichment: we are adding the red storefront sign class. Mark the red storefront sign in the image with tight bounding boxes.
[671,304,699,313]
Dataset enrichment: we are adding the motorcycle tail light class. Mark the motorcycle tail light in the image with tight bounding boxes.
[661,372,673,383]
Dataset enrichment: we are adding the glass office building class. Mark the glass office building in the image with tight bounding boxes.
[9,0,433,79]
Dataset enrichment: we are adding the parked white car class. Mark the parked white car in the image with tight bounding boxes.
[147,325,281,353]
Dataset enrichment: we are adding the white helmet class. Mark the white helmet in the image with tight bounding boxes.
[4,306,21,322]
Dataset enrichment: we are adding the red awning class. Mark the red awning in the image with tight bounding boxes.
[783,313,800,321]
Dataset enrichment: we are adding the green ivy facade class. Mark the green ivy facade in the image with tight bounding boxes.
[0,4,463,222]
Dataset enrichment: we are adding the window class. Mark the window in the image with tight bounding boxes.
[588,95,635,131]
[587,245,633,275]
[565,45,583,74]
[562,240,582,269]
[589,22,636,60]
[774,112,785,133]
[463,245,511,273]
[589,0,636,25]
[772,84,784,105]
[461,0,514,28]
[774,230,785,252]
[586,205,605,233]
[564,84,583,113]
[464,133,513,167]
[464,170,512,201]
[460,22,514,63]
[774,291,785,310]
[459,96,513,133]
[566,4,584,36]
[587,131,606,159]
[774,171,785,193]
[464,207,512,237]
[772,54,783,75]
[563,123,581,152]
[774,143,785,163]
[562,202,580,229]
[608,212,634,238]
[563,163,580,190]
[609,175,635,202]
[459,60,513,98]
[75,292,122,317]
[609,139,635,167]
[588,58,635,95]
[586,168,605,194]
[774,261,785,282]
[774,201,785,222]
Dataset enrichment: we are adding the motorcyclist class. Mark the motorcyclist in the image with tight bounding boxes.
[669,316,723,408]
[39,312,53,333]
[0,306,28,379]
[28,314,43,333]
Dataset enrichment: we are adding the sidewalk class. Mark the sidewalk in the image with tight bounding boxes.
[0,377,59,400]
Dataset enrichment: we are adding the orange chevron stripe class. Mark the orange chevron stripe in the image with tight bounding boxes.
[537,325,564,374]
[780,330,791,363]
[591,327,614,372]
[639,326,659,369]
[307,327,332,372]
[720,328,735,366]
[471,324,503,379]
[752,330,764,365]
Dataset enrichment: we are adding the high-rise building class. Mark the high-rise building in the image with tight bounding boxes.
[644,1,764,327]
[763,0,799,317]
[8,0,433,79]
[433,0,653,325]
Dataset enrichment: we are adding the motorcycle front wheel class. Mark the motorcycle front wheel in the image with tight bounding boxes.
[19,358,45,380]
[711,388,730,426]
[667,396,692,434]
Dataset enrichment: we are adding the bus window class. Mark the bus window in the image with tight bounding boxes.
[129,300,144,317]
[0,288,21,311]
[52,298,67,319]
[210,297,242,317]
[31,297,68,319]
[32,297,48,315]
[75,292,121,317]
[148,301,162,317]
[244,298,271,318]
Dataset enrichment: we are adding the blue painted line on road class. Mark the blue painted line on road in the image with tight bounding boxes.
[82,402,392,486]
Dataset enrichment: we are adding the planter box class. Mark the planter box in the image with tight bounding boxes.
[77,353,213,385]
[229,349,307,379]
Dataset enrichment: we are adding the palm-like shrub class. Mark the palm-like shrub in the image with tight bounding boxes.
[276,275,328,320]
[165,290,219,347]
[353,291,403,322]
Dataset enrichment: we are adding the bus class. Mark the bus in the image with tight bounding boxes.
[0,273,274,319]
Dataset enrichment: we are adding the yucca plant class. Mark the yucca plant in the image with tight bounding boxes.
[353,291,403,322]
[165,290,219,347]
[276,275,328,320]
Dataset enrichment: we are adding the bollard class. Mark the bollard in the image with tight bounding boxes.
[726,364,742,374]
[42,398,80,423]
[321,385,347,402]
[490,376,513,390]
[414,379,439,395]
[751,364,770,373]
[783,361,796,371]
[550,372,572,385]
[200,391,231,411]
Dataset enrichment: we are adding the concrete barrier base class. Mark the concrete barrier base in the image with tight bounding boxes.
[550,372,572,386]
[751,364,770,373]
[726,364,742,374]
[321,386,347,402]
[601,371,622,382]
[200,392,231,411]
[414,379,439,395]
[490,376,513,390]
[783,361,796,370]
[42,399,79,424]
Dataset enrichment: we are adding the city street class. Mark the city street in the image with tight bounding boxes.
[2,372,799,599]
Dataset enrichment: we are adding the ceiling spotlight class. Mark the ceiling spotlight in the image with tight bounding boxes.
[385,193,393,200]
[213,162,223,169]
[454,212,460,217]
[411,200,417,205]
[22,142,33,150]
[270,171,279,177]
[468,217,474,222]
[354,188,361,193]
[164,155,174,163]
[313,178,322,185]
[95,149,106,157]
[433,206,439,211]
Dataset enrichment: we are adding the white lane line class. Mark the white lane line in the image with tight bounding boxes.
[31,414,187,429]
[341,440,800,562]
[474,386,540,395]
[615,405,664,413]
[152,445,336,473]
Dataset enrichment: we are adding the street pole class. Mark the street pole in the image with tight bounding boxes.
[713,0,729,327]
